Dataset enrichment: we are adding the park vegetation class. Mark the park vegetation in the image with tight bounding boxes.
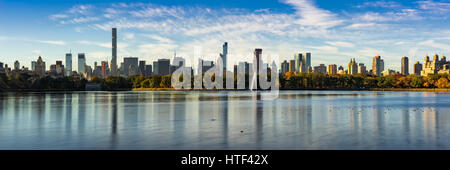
[1,72,449,91]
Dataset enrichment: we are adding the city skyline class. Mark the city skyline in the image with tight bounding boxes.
[1,0,450,71]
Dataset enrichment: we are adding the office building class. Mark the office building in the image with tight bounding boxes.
[328,64,337,75]
[313,64,327,74]
[220,42,228,71]
[289,60,295,73]
[281,60,289,74]
[401,56,409,75]
[78,53,86,77]
[358,63,367,74]
[123,57,139,76]
[414,61,422,75]
[372,56,382,76]
[34,56,46,77]
[65,53,72,76]
[139,61,146,75]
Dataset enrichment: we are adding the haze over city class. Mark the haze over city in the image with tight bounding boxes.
[1,0,450,71]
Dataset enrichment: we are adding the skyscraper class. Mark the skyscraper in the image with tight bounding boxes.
[294,53,302,73]
[139,60,146,75]
[372,56,382,76]
[14,60,20,71]
[303,53,311,72]
[35,56,46,77]
[254,49,262,74]
[78,53,86,77]
[65,53,72,76]
[281,60,289,74]
[289,60,295,72]
[401,56,409,75]
[101,61,109,78]
[123,57,139,76]
[157,59,170,76]
[358,63,367,74]
[111,28,118,75]
[414,61,422,75]
[220,42,228,72]
[348,58,358,75]
[313,64,327,74]
[328,64,337,75]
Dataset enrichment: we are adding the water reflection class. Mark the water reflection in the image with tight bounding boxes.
[0,91,448,150]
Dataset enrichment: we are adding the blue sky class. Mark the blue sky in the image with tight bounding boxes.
[0,0,450,71]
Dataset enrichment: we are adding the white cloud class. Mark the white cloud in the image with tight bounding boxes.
[326,41,355,48]
[419,39,450,49]
[355,1,401,8]
[417,0,450,14]
[49,14,68,20]
[35,40,66,45]
[69,5,94,15]
[282,0,344,28]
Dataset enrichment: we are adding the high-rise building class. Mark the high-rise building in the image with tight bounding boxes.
[145,65,152,76]
[101,61,109,78]
[358,63,367,74]
[156,59,170,76]
[372,56,382,76]
[14,60,20,71]
[421,54,449,76]
[414,61,422,75]
[238,62,249,74]
[0,62,3,70]
[281,60,289,74]
[313,64,327,74]
[65,53,72,76]
[55,60,64,76]
[220,42,228,72]
[289,60,295,72]
[294,53,302,73]
[401,56,409,75]
[139,61,146,75]
[254,49,262,74]
[153,61,159,75]
[172,57,185,67]
[34,56,46,77]
[123,57,139,76]
[78,53,86,77]
[111,28,118,75]
[328,64,337,75]
[303,52,311,72]
[348,58,358,75]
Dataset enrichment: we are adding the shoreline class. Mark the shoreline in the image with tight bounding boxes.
[1,88,449,92]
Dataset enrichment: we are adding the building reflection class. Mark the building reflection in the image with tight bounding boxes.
[110,92,118,149]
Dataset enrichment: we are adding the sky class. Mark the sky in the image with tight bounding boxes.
[0,0,450,71]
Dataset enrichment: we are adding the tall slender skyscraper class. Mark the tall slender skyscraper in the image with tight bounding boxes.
[78,53,86,77]
[65,53,72,76]
[303,52,311,72]
[294,53,302,73]
[401,56,409,75]
[111,28,118,75]
[220,42,228,72]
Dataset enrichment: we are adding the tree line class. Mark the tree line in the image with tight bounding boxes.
[1,72,449,91]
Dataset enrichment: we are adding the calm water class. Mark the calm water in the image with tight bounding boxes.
[0,91,449,150]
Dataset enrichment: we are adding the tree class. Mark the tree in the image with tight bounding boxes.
[160,75,171,88]
[435,78,450,88]
[410,76,424,88]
